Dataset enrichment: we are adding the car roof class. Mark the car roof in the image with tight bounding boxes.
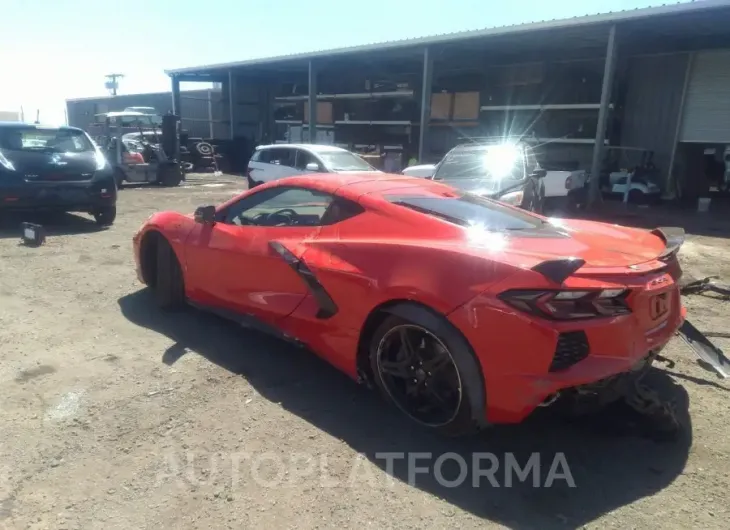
[255,143,348,154]
[267,172,453,199]
[0,121,83,132]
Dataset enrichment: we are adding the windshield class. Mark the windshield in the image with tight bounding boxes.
[319,151,374,172]
[386,192,544,231]
[0,127,94,153]
[435,144,527,181]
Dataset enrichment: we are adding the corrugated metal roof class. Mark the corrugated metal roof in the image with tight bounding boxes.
[165,0,729,75]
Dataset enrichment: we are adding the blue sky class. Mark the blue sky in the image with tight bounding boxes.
[0,0,686,124]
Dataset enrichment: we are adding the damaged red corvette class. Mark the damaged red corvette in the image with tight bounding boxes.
[133,173,686,435]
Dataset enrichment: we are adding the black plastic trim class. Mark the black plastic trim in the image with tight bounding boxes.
[531,258,586,284]
[269,241,338,319]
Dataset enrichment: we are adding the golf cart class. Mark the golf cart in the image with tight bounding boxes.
[601,147,661,202]
[566,147,662,209]
[94,111,184,188]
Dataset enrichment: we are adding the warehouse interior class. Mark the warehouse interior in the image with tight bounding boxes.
[163,1,730,204]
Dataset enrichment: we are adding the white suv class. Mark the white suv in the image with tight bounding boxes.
[246,144,380,187]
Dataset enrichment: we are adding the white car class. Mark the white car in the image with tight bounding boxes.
[246,144,380,187]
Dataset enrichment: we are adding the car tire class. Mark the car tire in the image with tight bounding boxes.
[93,206,116,227]
[154,237,185,310]
[158,164,183,187]
[368,309,486,436]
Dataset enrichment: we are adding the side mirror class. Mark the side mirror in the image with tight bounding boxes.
[194,205,216,224]
[305,162,320,172]
[532,169,547,178]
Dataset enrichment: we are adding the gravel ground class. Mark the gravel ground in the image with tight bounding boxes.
[1,173,729,530]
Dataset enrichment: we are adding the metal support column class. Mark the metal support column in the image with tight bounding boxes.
[171,75,182,161]
[308,60,317,143]
[228,70,236,140]
[418,46,433,163]
[171,75,181,116]
[588,25,618,206]
[665,52,695,199]
[207,89,214,138]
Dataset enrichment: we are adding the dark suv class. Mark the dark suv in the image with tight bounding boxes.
[430,141,546,214]
[0,122,117,225]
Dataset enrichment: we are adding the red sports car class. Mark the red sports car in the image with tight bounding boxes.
[133,172,686,435]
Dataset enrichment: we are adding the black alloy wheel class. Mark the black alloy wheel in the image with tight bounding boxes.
[375,324,463,428]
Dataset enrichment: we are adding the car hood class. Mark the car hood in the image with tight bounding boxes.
[439,177,524,197]
[0,149,97,174]
[403,164,436,173]
[490,218,668,269]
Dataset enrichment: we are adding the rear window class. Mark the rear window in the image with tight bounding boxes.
[385,192,544,231]
[0,126,94,153]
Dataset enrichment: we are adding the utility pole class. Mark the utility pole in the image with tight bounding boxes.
[105,73,124,96]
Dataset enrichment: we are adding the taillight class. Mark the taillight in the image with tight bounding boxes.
[499,289,632,320]
[565,176,573,189]
[123,152,144,164]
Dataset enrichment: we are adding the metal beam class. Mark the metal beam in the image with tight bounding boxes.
[665,52,695,198]
[588,25,618,206]
[171,75,181,116]
[308,60,317,143]
[228,70,235,140]
[175,74,228,84]
[418,46,434,162]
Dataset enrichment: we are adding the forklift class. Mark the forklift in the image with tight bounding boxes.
[94,110,184,188]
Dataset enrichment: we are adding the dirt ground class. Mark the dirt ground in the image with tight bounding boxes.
[1,173,729,530]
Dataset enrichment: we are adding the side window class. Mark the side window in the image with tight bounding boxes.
[320,197,366,225]
[222,186,334,227]
[267,147,295,168]
[294,149,322,171]
[252,149,275,163]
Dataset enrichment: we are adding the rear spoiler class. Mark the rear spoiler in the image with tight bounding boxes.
[650,226,685,260]
[530,227,685,285]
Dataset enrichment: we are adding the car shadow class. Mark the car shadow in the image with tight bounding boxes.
[118,289,692,529]
[0,211,104,240]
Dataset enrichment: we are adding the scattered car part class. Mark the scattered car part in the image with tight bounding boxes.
[676,320,730,378]
[680,276,730,298]
[21,222,46,246]
[675,275,730,378]
[196,142,214,156]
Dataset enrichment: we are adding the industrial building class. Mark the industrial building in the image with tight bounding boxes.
[66,88,228,139]
[162,1,730,201]
[0,110,20,122]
